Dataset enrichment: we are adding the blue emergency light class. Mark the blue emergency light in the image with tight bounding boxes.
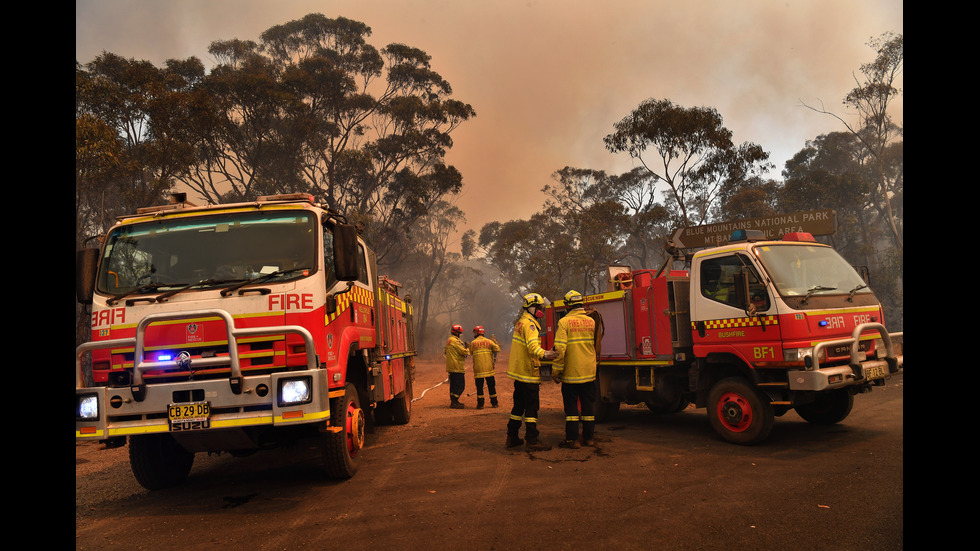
[729,229,766,243]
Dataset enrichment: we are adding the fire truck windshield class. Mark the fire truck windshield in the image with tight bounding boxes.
[97,210,318,296]
[754,244,872,299]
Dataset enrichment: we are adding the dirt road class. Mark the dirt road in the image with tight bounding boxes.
[76,356,903,550]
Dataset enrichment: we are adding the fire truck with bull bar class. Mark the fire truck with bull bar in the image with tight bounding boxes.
[541,211,903,444]
[75,193,416,489]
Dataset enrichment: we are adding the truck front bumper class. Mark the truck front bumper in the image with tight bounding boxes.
[75,369,332,440]
[788,323,903,392]
[76,308,331,443]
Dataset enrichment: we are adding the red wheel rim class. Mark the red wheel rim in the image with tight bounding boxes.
[716,391,753,433]
[345,401,364,456]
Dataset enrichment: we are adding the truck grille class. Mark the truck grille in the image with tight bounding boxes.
[109,337,286,386]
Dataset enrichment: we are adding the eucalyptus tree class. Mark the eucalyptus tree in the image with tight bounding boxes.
[76,53,204,236]
[185,14,476,268]
[801,32,903,251]
[780,132,877,266]
[399,200,467,353]
[543,167,631,290]
[477,214,579,302]
[600,167,673,269]
[603,99,772,227]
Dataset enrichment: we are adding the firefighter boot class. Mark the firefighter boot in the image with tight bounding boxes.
[490,397,499,408]
[505,434,524,448]
[559,439,581,449]
[525,438,552,452]
[477,397,485,409]
[450,398,465,409]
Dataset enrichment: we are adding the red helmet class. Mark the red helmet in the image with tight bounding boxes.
[451,324,463,335]
[473,325,485,336]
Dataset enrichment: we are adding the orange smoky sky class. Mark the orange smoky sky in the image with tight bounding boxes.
[76,0,903,245]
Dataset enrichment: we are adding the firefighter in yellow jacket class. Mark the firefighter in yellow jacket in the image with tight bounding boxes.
[445,324,470,409]
[506,293,557,450]
[551,290,598,449]
[470,326,501,408]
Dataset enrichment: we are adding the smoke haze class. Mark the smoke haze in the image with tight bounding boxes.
[76,0,903,240]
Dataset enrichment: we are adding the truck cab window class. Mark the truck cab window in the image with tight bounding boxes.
[98,211,317,295]
[700,254,770,310]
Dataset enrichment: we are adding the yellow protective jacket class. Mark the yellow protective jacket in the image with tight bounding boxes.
[507,312,548,383]
[552,307,597,383]
[444,335,469,373]
[470,335,500,378]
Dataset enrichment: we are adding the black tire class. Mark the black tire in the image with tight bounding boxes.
[323,383,364,479]
[795,389,854,425]
[645,397,690,414]
[390,368,413,425]
[373,401,393,425]
[128,433,194,490]
[595,399,620,422]
[707,377,774,445]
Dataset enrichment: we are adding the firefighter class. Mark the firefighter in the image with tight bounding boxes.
[506,293,558,450]
[445,324,470,409]
[551,290,598,449]
[470,326,501,408]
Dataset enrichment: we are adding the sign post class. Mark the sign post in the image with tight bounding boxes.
[670,209,836,249]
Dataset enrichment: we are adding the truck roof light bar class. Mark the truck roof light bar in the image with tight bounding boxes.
[256,193,316,204]
[729,229,766,243]
[782,232,816,242]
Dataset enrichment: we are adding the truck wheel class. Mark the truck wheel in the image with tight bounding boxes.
[595,399,620,422]
[128,433,194,490]
[390,370,413,425]
[323,383,364,479]
[707,377,774,445]
[645,397,690,414]
[795,389,853,425]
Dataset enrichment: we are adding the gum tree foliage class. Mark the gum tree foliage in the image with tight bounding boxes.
[603,99,773,228]
[802,32,903,252]
[476,167,651,302]
[475,120,766,302]
[397,200,467,354]
[181,14,476,267]
[76,54,206,244]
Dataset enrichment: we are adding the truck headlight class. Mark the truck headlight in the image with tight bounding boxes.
[77,394,99,420]
[279,377,312,406]
[783,347,825,366]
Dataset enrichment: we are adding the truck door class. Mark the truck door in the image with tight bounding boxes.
[692,253,781,364]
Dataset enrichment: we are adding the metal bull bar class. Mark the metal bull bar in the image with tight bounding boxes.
[809,322,903,378]
[76,309,319,400]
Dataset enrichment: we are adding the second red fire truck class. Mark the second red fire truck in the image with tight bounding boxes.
[542,229,903,444]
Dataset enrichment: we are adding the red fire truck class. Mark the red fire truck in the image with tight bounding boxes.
[542,229,903,444]
[75,193,416,489]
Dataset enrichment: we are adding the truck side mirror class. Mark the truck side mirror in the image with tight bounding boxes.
[333,224,360,282]
[76,248,99,304]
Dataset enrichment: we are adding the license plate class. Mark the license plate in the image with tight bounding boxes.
[169,401,210,431]
[864,365,886,380]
